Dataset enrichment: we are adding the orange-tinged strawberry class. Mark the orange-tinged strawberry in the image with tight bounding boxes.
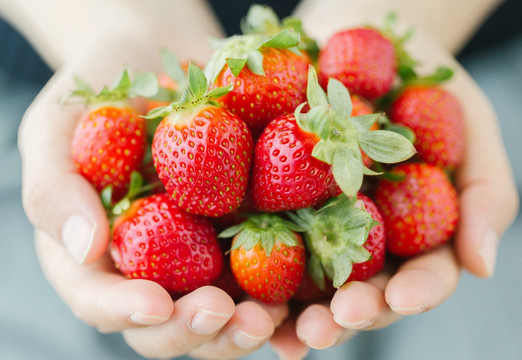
[67,69,158,201]
[220,214,306,304]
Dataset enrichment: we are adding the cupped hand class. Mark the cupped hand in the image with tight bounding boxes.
[270,20,519,360]
[17,24,289,358]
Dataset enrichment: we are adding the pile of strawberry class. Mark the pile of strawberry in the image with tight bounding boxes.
[67,6,463,304]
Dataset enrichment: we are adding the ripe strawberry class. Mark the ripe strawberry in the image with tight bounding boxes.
[69,70,158,201]
[388,84,465,169]
[293,66,415,198]
[318,27,396,99]
[374,162,459,257]
[250,112,340,212]
[150,64,253,217]
[205,29,310,137]
[110,193,224,294]
[288,193,383,289]
[219,214,306,304]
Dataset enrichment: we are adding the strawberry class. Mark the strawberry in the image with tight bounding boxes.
[293,66,416,198]
[110,193,224,294]
[318,27,396,99]
[388,84,465,169]
[288,193,383,289]
[374,162,459,257]
[68,70,158,201]
[205,28,311,137]
[249,112,340,212]
[219,214,306,304]
[149,64,254,217]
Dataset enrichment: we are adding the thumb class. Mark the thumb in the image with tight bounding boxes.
[452,72,519,278]
[19,67,110,264]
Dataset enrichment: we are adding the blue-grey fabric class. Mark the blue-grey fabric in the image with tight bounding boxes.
[0,3,521,360]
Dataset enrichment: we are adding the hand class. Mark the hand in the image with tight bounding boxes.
[16,1,291,357]
[269,3,519,358]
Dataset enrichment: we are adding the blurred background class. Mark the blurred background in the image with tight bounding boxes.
[1,0,521,359]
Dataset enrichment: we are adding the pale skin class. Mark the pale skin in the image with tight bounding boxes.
[3,0,518,359]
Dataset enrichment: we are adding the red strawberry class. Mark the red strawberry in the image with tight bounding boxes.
[150,64,253,217]
[219,214,306,304]
[288,193,384,289]
[205,29,310,137]
[69,70,157,201]
[374,162,459,257]
[110,193,224,294]
[250,112,340,212]
[318,27,396,99]
[389,84,465,169]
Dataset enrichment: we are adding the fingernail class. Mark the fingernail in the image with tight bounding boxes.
[62,214,96,264]
[479,229,499,278]
[334,317,374,330]
[129,312,169,325]
[190,308,233,335]
[390,303,427,315]
[232,329,269,350]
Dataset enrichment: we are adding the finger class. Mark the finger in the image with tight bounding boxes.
[122,287,237,360]
[124,300,274,360]
[249,298,290,328]
[270,317,310,360]
[36,230,174,332]
[19,69,109,264]
[385,245,460,315]
[450,71,519,277]
[189,301,277,359]
[330,273,401,331]
[295,303,357,350]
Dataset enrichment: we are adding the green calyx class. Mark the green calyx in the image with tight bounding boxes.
[295,66,416,197]
[145,63,232,120]
[218,213,305,256]
[204,26,302,84]
[240,4,319,62]
[287,194,378,289]
[101,171,161,225]
[61,68,159,106]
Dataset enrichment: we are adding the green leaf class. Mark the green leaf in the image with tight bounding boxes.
[144,103,175,120]
[246,50,265,76]
[101,185,113,210]
[331,147,364,197]
[111,69,132,93]
[358,130,416,163]
[218,223,246,239]
[299,106,333,140]
[306,66,328,108]
[311,139,337,164]
[226,57,248,77]
[112,198,131,216]
[383,123,416,143]
[127,171,144,199]
[241,4,280,35]
[331,254,353,288]
[129,72,159,98]
[260,29,300,49]
[327,78,352,118]
[350,114,382,133]
[206,84,233,99]
[188,63,208,99]
[160,48,187,85]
